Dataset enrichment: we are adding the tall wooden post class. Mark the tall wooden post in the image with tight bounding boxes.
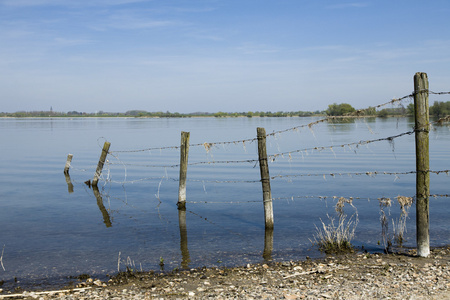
[177,131,190,209]
[257,127,274,230]
[414,72,430,257]
[64,154,73,174]
[92,141,111,187]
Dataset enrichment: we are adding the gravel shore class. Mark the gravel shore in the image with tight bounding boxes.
[2,246,450,299]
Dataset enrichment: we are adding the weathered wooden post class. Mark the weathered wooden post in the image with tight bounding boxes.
[257,127,274,229]
[263,228,274,261]
[64,154,73,174]
[177,131,190,209]
[92,141,111,187]
[414,72,430,257]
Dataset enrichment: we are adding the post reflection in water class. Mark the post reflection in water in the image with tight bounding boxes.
[263,228,274,261]
[178,207,191,269]
[64,173,74,194]
[92,186,112,228]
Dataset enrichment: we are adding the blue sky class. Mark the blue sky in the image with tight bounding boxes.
[1,0,449,113]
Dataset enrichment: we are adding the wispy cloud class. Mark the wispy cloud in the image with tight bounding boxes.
[53,37,92,46]
[0,0,151,6]
[0,0,65,6]
[235,43,282,55]
[326,2,369,9]
[104,16,176,30]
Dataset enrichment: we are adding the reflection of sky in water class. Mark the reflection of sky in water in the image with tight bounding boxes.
[0,117,449,289]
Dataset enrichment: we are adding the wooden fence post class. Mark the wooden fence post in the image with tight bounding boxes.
[257,127,274,230]
[177,131,190,209]
[414,72,430,257]
[92,141,111,187]
[64,154,73,174]
[263,228,274,261]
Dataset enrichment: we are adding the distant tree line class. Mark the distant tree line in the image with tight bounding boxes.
[214,111,318,118]
[326,101,450,118]
[0,110,322,118]
[2,101,449,118]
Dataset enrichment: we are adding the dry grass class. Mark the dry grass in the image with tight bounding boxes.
[311,198,358,254]
[379,196,414,251]
[392,196,414,246]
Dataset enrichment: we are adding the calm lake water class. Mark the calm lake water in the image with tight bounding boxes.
[0,116,449,289]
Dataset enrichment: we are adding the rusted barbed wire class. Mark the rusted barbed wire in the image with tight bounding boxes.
[434,116,450,125]
[106,158,259,168]
[431,194,450,198]
[430,91,450,95]
[271,169,450,180]
[349,90,449,117]
[269,130,415,161]
[108,90,449,154]
[106,129,416,169]
[100,168,449,186]
[185,193,450,205]
[263,92,416,138]
[106,176,261,185]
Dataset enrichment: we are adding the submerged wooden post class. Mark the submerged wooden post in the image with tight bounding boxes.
[414,72,430,257]
[257,127,274,230]
[177,131,190,209]
[263,228,274,261]
[92,141,111,187]
[64,154,73,174]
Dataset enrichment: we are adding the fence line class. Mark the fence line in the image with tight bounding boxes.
[104,129,416,170]
[87,167,450,186]
[64,76,449,258]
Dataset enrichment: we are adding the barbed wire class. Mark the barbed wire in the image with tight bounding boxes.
[107,90,449,155]
[105,129,416,169]
[269,130,415,161]
[185,193,450,205]
[106,158,259,168]
[97,167,449,187]
[271,169,450,180]
[104,176,261,185]
[262,92,417,138]
[84,90,450,189]
[430,91,450,95]
[434,116,450,125]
